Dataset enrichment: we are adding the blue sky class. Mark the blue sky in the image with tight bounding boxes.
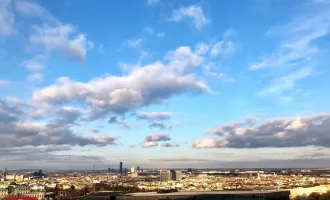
[1,0,330,169]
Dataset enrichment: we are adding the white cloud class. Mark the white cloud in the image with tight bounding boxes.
[195,43,210,55]
[167,46,204,73]
[0,99,119,147]
[193,113,330,148]
[0,0,15,37]
[250,8,330,70]
[193,138,229,149]
[210,41,236,57]
[29,24,94,61]
[21,54,45,71]
[27,73,43,83]
[202,63,233,82]
[259,68,312,96]
[31,60,209,119]
[14,0,45,17]
[170,5,210,30]
[142,133,171,148]
[142,141,158,148]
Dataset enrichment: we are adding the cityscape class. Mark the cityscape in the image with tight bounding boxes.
[1,0,330,199]
[2,163,330,199]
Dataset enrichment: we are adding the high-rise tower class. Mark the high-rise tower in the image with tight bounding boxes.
[119,162,123,174]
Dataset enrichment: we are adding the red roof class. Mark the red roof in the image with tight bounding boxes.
[4,197,37,200]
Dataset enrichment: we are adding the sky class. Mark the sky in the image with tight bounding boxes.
[1,0,330,170]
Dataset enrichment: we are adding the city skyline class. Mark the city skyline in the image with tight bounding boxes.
[1,0,330,169]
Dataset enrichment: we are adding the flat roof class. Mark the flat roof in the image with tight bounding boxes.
[122,190,289,196]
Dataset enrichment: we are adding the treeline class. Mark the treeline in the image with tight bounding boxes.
[294,192,330,200]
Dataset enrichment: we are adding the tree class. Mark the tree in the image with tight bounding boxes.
[308,192,320,200]
[319,192,330,200]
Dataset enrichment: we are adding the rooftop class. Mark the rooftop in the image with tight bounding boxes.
[121,190,290,197]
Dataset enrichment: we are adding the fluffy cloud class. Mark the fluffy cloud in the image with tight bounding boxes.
[193,113,330,148]
[50,107,82,127]
[170,5,210,30]
[14,0,45,17]
[142,133,171,148]
[32,62,209,120]
[29,24,93,61]
[0,99,118,147]
[148,122,166,129]
[136,112,172,121]
[1,0,92,63]
[166,46,204,73]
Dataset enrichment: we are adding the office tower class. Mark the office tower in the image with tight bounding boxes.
[130,166,135,173]
[160,171,172,182]
[3,168,7,176]
[170,169,176,180]
[119,162,123,174]
[108,168,111,173]
[38,169,43,176]
[175,171,182,181]
[137,166,140,171]
[3,168,7,180]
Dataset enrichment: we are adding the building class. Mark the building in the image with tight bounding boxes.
[169,170,182,181]
[137,166,140,171]
[0,188,8,198]
[160,171,171,182]
[32,170,43,178]
[130,166,135,173]
[3,168,7,179]
[174,171,182,181]
[119,162,123,174]
[5,175,16,181]
[1,186,45,200]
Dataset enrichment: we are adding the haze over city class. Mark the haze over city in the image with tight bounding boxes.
[1,0,330,170]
